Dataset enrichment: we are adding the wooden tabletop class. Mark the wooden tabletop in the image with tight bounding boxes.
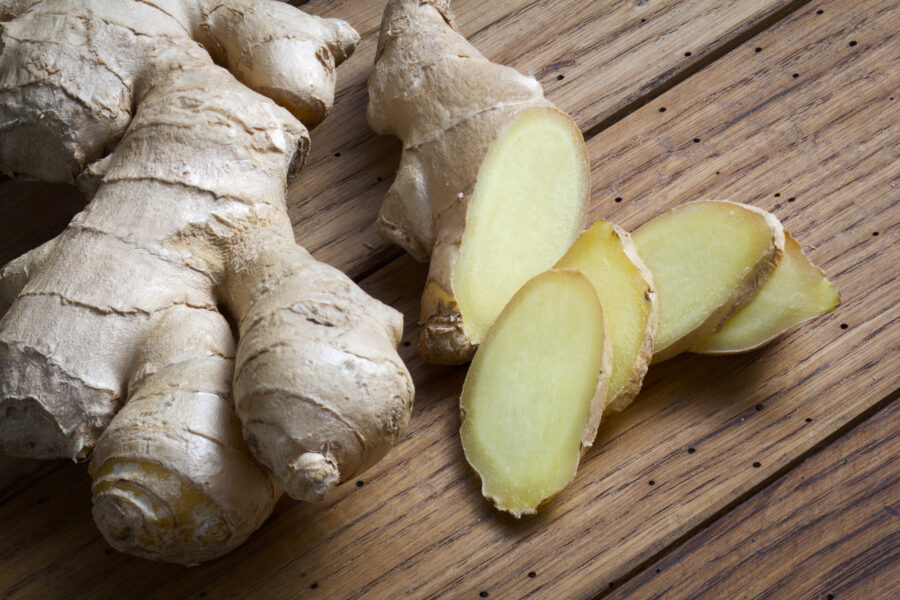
[1,0,898,598]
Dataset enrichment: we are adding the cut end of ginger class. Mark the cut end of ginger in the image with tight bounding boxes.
[453,106,589,344]
[632,200,784,362]
[556,220,657,415]
[693,233,840,354]
[460,269,609,517]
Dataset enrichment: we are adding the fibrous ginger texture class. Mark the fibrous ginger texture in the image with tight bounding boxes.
[460,270,611,517]
[0,0,413,564]
[632,201,785,363]
[367,0,589,364]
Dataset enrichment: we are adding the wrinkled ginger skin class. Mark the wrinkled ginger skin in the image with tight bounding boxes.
[0,0,357,183]
[0,0,414,564]
[367,0,586,364]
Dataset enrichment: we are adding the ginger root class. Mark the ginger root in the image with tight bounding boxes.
[0,0,413,564]
[367,0,590,364]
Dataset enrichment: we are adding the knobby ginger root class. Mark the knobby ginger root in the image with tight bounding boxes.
[556,220,658,415]
[460,270,611,517]
[367,0,590,364]
[632,200,785,363]
[0,0,413,564]
[693,233,840,354]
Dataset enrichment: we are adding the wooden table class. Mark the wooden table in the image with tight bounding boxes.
[1,0,898,598]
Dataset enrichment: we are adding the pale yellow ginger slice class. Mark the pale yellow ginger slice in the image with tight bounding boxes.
[693,233,840,354]
[460,270,611,517]
[556,220,658,415]
[453,108,590,345]
[632,201,785,363]
[368,0,589,364]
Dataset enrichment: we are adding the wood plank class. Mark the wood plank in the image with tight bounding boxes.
[0,0,896,598]
[608,400,900,600]
[0,0,803,278]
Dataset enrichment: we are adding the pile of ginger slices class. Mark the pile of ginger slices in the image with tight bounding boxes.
[459,200,840,517]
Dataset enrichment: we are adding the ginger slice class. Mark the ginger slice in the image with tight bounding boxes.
[693,233,840,354]
[632,201,785,363]
[460,269,611,517]
[556,220,657,415]
[452,107,590,346]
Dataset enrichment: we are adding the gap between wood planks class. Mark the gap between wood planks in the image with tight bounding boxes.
[591,388,900,600]
[348,0,816,285]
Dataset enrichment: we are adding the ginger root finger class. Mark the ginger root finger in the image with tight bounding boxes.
[91,308,279,566]
[556,220,658,416]
[632,200,785,363]
[460,270,611,517]
[368,0,589,364]
[225,230,414,503]
[195,0,359,127]
[693,233,840,354]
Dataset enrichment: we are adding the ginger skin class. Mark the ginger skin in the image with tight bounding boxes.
[0,0,413,564]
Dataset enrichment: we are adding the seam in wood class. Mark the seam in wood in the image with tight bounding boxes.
[589,387,900,600]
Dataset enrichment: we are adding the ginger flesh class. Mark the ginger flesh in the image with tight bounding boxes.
[453,107,590,344]
[460,270,609,517]
[632,201,784,362]
[694,233,840,353]
[556,220,657,415]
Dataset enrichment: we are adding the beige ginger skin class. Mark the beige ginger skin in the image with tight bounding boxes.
[0,0,413,564]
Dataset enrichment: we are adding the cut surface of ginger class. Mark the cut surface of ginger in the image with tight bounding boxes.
[556,220,657,415]
[632,201,783,362]
[694,233,839,354]
[460,270,609,517]
[453,107,589,344]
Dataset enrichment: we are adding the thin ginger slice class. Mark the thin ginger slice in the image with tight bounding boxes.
[693,233,840,354]
[556,220,658,415]
[632,200,785,363]
[452,107,589,346]
[460,269,611,517]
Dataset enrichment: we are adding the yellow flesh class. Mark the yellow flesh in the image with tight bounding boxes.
[632,202,773,353]
[92,460,225,546]
[556,221,652,407]
[694,234,839,353]
[454,107,588,343]
[460,270,606,516]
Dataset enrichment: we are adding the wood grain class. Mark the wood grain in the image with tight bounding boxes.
[1,0,897,598]
[608,399,900,600]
